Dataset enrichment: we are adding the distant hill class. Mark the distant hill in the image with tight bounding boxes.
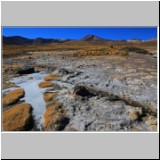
[127,38,144,42]
[147,38,157,42]
[113,39,127,43]
[3,36,71,45]
[81,34,112,42]
[3,36,33,45]
[32,38,70,45]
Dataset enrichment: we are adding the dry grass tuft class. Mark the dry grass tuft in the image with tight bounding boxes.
[108,48,120,55]
[3,39,156,57]
[3,103,33,131]
[44,74,58,81]
[44,104,69,131]
[43,92,54,102]
[74,47,129,57]
[146,116,157,125]
[38,81,53,88]
[128,112,139,121]
[43,92,69,131]
[44,92,61,109]
[3,88,25,106]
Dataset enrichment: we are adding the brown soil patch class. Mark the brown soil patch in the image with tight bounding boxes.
[111,75,127,80]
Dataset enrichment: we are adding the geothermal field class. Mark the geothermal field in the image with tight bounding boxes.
[2,35,157,131]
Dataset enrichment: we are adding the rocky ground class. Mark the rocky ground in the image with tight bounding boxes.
[2,50,158,131]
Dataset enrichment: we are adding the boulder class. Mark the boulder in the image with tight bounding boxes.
[73,85,96,98]
[16,67,36,74]
[59,68,69,75]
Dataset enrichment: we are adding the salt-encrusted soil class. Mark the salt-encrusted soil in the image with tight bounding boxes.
[2,50,157,131]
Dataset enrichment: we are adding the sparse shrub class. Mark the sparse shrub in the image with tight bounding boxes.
[120,49,129,56]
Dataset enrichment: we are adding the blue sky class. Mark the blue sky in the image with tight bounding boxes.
[2,27,157,40]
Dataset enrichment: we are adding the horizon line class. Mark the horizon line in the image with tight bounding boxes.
[2,34,157,41]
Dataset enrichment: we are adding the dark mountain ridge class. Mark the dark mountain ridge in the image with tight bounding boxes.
[3,36,71,45]
[3,35,157,45]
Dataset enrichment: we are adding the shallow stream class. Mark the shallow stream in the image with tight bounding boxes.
[3,72,74,130]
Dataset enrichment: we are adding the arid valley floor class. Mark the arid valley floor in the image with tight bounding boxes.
[2,37,158,131]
